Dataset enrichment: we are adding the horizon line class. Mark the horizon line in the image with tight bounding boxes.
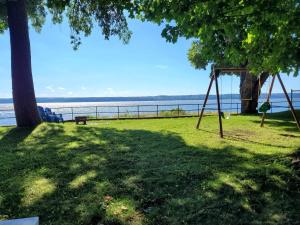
[0,92,289,100]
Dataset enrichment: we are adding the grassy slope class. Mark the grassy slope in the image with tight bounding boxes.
[0,113,300,225]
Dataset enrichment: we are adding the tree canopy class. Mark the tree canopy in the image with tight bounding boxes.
[0,0,133,49]
[134,0,300,76]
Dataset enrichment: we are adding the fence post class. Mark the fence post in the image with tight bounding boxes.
[236,103,239,114]
[271,102,273,113]
[198,104,200,117]
[156,105,159,117]
[137,106,140,119]
[291,89,293,105]
[95,106,98,119]
[177,104,180,117]
[71,107,74,120]
[117,106,120,119]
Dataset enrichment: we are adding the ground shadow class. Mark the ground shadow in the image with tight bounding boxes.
[0,127,35,144]
[251,111,300,133]
[199,128,292,149]
[0,124,299,225]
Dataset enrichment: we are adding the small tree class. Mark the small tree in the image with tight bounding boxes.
[0,0,132,127]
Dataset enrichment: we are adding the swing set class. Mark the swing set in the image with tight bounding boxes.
[196,65,300,138]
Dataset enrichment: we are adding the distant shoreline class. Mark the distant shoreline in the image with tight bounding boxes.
[0,93,291,104]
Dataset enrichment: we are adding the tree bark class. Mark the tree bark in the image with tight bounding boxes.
[240,72,269,114]
[7,0,41,127]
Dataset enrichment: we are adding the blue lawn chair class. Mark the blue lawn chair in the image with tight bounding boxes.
[45,108,64,123]
[37,106,47,121]
[38,106,64,123]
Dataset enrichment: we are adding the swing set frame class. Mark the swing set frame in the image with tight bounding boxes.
[196,66,300,138]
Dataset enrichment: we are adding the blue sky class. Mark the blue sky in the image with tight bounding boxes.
[0,18,299,98]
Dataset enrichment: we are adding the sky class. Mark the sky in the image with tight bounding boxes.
[0,17,299,98]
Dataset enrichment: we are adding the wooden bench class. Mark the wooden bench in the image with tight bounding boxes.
[75,116,87,125]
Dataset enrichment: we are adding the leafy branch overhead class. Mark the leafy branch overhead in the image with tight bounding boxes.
[134,0,300,76]
[0,0,133,49]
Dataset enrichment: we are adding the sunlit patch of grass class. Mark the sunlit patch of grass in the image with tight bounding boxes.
[22,177,56,206]
[217,173,244,193]
[105,199,144,225]
[69,171,97,189]
[0,215,8,221]
[82,154,106,166]
[66,141,80,149]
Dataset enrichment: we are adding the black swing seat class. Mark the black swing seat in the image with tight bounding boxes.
[221,111,225,119]
[259,102,271,113]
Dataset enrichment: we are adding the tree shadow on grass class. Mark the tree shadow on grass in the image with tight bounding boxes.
[0,124,299,225]
[251,111,300,133]
[199,128,292,149]
[253,119,300,133]
[0,124,65,221]
[0,127,35,144]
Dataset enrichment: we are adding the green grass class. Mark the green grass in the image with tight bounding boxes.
[0,112,300,225]
[89,108,191,119]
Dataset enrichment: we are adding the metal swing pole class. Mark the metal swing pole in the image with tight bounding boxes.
[196,72,215,129]
[277,74,300,131]
[260,75,276,127]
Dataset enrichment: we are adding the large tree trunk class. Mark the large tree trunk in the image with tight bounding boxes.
[240,72,269,114]
[7,0,41,127]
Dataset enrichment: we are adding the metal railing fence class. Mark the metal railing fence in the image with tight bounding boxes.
[291,89,300,104]
[0,99,299,126]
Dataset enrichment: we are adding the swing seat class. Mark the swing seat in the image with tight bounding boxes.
[221,111,225,119]
[259,102,271,113]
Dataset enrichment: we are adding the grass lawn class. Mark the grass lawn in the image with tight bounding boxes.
[0,112,300,225]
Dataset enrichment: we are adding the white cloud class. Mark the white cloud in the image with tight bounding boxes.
[46,86,55,92]
[81,86,87,90]
[67,91,73,95]
[58,87,66,90]
[155,64,168,70]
